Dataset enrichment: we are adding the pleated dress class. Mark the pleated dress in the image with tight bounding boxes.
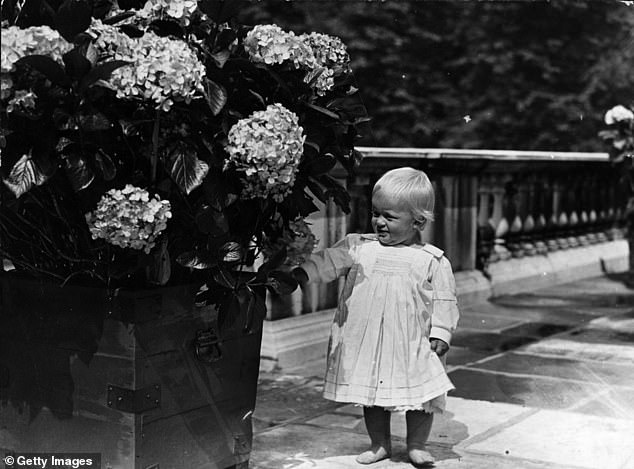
[301,233,460,412]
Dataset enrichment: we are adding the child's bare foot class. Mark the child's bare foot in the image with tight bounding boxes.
[356,445,391,464]
[408,448,435,466]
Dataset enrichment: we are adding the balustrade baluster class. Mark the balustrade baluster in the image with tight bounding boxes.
[476,176,495,268]
[506,178,524,258]
[533,175,549,255]
[552,180,571,249]
[491,175,512,261]
[585,176,599,244]
[519,175,537,256]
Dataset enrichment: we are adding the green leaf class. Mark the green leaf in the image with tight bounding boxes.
[266,270,299,295]
[119,119,141,136]
[204,79,228,116]
[306,179,327,204]
[56,137,75,153]
[258,247,287,274]
[94,149,116,180]
[303,101,340,120]
[211,49,231,68]
[63,155,94,191]
[220,241,243,264]
[212,265,237,289]
[196,204,229,236]
[63,48,91,81]
[302,155,336,176]
[16,55,70,87]
[55,0,92,41]
[3,151,49,198]
[146,240,171,285]
[80,60,131,92]
[103,10,136,25]
[176,251,215,270]
[79,112,111,131]
[169,143,210,194]
[352,149,364,167]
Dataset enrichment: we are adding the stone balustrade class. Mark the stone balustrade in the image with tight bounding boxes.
[261,147,629,368]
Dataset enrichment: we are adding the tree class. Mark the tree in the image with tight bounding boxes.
[240,1,634,151]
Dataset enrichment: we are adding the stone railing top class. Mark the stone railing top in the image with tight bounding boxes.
[356,146,609,162]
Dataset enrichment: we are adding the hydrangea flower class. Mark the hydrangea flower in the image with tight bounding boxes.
[0,74,14,100]
[224,103,305,202]
[244,24,315,69]
[244,25,350,96]
[304,66,335,97]
[5,90,37,113]
[89,21,205,111]
[1,25,73,74]
[137,0,198,26]
[299,32,350,71]
[86,185,172,253]
[88,19,137,62]
[262,217,317,266]
[605,105,634,125]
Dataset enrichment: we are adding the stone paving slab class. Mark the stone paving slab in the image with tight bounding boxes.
[471,352,634,387]
[254,380,338,432]
[390,397,532,446]
[586,311,634,332]
[498,322,572,339]
[444,346,493,368]
[464,410,634,469]
[461,302,602,325]
[521,337,634,364]
[447,368,605,409]
[450,331,538,353]
[570,388,634,420]
[560,327,634,346]
[454,311,524,331]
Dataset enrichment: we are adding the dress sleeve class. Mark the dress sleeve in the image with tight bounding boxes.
[299,234,358,284]
[430,256,460,345]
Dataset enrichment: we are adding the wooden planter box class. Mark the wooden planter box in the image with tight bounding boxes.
[0,274,262,469]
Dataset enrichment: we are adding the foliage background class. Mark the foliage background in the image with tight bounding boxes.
[240,0,634,151]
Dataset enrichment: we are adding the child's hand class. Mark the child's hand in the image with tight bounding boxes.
[430,338,449,357]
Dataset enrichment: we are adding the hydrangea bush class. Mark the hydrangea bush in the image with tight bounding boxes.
[600,104,634,238]
[0,0,368,329]
[600,104,634,162]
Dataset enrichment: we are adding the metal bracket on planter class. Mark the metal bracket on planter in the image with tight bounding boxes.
[194,327,222,363]
[106,384,161,414]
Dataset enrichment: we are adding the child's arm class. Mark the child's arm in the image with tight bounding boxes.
[429,256,460,356]
[293,234,357,284]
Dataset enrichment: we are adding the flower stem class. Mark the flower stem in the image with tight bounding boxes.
[151,111,160,183]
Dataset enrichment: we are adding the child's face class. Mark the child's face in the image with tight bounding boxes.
[371,191,420,246]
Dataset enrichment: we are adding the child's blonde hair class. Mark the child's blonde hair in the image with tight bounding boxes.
[372,167,435,223]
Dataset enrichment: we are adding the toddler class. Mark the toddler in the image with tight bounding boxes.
[293,167,459,466]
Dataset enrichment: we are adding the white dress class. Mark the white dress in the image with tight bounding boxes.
[301,233,460,412]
